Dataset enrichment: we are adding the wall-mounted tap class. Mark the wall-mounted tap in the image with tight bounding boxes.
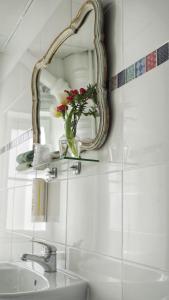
[47,167,57,180]
[21,240,57,272]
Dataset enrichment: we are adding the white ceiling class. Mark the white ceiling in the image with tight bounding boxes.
[0,0,33,52]
[0,0,62,83]
[29,8,95,59]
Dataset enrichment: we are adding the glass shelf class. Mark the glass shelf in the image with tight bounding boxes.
[32,154,99,169]
[17,155,137,180]
[60,156,99,162]
[15,155,99,174]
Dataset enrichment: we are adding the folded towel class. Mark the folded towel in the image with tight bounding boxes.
[16,162,32,171]
[32,178,47,222]
[16,150,34,164]
[50,151,60,159]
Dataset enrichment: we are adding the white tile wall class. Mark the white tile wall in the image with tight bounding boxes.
[98,89,123,163]
[123,61,169,167]
[0,0,169,300]
[122,261,169,300]
[122,0,169,299]
[67,247,122,300]
[34,179,67,245]
[67,172,122,258]
[11,235,32,261]
[123,0,169,67]
[123,164,169,270]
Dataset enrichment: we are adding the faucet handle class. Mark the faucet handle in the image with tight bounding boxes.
[33,240,57,255]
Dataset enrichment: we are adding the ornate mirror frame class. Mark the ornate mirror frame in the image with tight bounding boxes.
[32,0,109,151]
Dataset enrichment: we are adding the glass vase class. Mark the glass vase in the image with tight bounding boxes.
[67,135,81,158]
[65,108,81,158]
[59,134,81,158]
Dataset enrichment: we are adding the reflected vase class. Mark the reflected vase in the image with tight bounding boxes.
[59,110,81,158]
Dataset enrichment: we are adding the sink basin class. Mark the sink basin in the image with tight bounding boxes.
[0,262,87,300]
[0,263,49,295]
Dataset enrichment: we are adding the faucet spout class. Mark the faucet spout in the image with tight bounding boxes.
[21,241,57,273]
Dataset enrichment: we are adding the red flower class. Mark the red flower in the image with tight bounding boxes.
[80,88,86,94]
[70,89,79,95]
[67,95,74,103]
[73,89,79,95]
[56,104,68,112]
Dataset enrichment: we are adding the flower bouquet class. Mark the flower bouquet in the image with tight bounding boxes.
[53,84,98,158]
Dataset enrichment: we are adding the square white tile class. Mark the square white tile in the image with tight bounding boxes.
[124,164,169,270]
[122,261,169,300]
[34,180,67,245]
[67,247,122,300]
[123,61,169,167]
[67,171,122,258]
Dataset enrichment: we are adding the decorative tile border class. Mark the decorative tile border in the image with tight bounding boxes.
[111,42,169,91]
[0,129,32,155]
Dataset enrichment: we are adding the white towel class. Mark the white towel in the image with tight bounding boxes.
[32,178,48,222]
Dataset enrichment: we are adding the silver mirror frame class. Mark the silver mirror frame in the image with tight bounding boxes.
[32,0,109,150]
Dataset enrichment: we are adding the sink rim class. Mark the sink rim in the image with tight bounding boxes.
[0,262,49,296]
[0,261,87,297]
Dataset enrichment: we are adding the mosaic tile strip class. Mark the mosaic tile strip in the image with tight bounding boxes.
[118,70,125,87]
[146,51,157,71]
[111,41,169,91]
[0,129,33,155]
[157,43,169,65]
[126,64,135,82]
[135,57,146,77]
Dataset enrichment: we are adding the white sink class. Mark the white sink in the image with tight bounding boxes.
[0,263,49,294]
[0,262,87,300]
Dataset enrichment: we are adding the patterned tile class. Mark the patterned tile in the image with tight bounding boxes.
[135,57,146,77]
[0,129,33,155]
[111,75,118,90]
[126,64,135,82]
[146,51,157,71]
[157,43,169,65]
[118,70,125,87]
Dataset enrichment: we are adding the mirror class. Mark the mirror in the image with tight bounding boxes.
[32,0,109,154]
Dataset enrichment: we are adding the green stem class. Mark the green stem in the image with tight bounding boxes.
[65,108,79,157]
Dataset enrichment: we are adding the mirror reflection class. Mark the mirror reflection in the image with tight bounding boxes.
[37,11,100,155]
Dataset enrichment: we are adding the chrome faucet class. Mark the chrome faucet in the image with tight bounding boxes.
[21,240,57,272]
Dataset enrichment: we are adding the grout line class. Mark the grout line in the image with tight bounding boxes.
[66,245,169,275]
[1,0,35,52]
[2,88,30,115]
[66,244,123,262]
[7,231,169,275]
[121,258,169,274]
[0,183,33,193]
[0,159,169,193]
[65,165,69,270]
